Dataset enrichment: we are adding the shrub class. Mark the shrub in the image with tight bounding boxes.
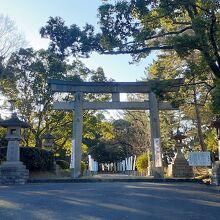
[0,147,6,164]
[136,153,148,172]
[21,147,54,171]
[0,147,54,171]
[56,160,70,169]
[136,151,153,173]
[81,161,87,174]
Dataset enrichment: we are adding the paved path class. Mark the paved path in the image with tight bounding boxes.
[0,182,219,220]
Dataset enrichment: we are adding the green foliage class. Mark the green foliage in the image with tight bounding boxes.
[56,160,70,169]
[38,1,220,157]
[83,113,115,162]
[211,79,220,117]
[0,47,113,158]
[41,1,220,77]
[114,113,150,156]
[20,147,54,171]
[1,48,75,148]
[204,129,218,153]
[113,119,131,131]
[0,127,7,147]
[136,153,149,172]
[83,113,113,142]
[89,141,128,163]
[0,147,6,164]
[40,17,98,60]
[0,147,54,171]
[81,161,87,174]
[148,51,214,152]
[88,112,151,163]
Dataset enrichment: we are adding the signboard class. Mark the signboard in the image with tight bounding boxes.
[70,139,75,168]
[188,152,211,166]
[154,138,162,167]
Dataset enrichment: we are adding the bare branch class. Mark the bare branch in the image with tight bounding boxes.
[102,45,174,55]
[0,14,26,60]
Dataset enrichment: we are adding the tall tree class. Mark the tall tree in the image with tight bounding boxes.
[148,51,214,151]
[1,48,79,147]
[0,14,26,61]
[0,48,113,154]
[40,1,220,78]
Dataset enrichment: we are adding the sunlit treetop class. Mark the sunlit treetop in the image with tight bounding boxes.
[40,0,220,78]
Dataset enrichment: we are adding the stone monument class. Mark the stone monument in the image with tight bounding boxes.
[211,119,220,185]
[170,130,193,178]
[0,113,29,185]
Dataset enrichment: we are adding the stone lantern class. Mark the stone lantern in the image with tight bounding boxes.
[0,113,29,184]
[211,119,220,185]
[170,130,193,178]
[41,132,54,149]
[41,132,57,174]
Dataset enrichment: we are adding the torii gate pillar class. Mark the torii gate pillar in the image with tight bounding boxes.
[71,92,83,178]
[149,92,164,178]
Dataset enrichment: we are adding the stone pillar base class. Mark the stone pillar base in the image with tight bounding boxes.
[0,162,29,185]
[70,168,82,178]
[172,159,193,178]
[211,161,220,186]
[154,167,164,178]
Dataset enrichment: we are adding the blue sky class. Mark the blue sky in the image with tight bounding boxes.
[0,0,155,82]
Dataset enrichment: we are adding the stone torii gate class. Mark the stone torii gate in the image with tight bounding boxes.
[48,78,183,178]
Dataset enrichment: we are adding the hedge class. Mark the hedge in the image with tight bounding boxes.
[0,147,54,171]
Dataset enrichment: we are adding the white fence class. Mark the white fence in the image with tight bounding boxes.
[99,156,137,172]
[88,155,98,172]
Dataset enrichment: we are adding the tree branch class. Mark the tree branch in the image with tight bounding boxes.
[101,26,192,55]
[143,26,192,41]
[102,45,174,55]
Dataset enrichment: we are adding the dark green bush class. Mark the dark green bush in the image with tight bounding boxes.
[21,147,54,171]
[56,160,70,169]
[0,147,6,164]
[0,147,54,171]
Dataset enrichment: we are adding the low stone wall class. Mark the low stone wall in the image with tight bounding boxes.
[0,162,29,185]
[167,162,194,178]
[172,160,193,178]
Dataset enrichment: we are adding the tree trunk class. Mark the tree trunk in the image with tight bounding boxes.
[147,148,151,176]
[193,83,207,151]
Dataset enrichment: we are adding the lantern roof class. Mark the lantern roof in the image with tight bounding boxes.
[173,130,187,140]
[0,113,29,128]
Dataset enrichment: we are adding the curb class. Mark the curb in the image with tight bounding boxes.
[28,178,204,184]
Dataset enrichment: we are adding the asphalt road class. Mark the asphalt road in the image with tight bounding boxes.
[0,182,219,220]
